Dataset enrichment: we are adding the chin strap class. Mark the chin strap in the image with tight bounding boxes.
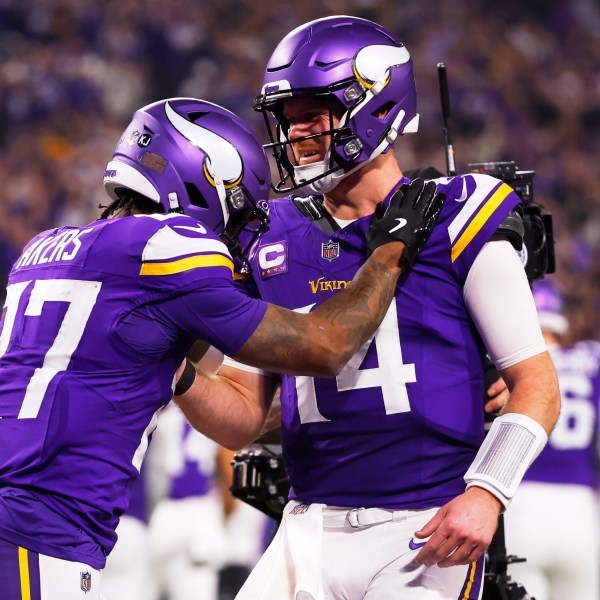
[292,195,340,236]
[293,158,344,194]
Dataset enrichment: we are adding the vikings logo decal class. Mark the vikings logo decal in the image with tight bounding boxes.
[347,44,418,135]
[261,79,292,96]
[353,44,411,89]
[165,101,243,190]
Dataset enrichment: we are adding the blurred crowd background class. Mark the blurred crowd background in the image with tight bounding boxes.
[1,0,599,341]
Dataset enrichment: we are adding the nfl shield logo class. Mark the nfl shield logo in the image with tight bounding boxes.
[321,241,339,261]
[80,571,92,593]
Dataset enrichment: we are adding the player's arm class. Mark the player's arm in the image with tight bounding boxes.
[175,180,444,446]
[463,240,560,435]
[175,363,277,450]
[413,239,560,568]
[176,178,442,381]
[234,179,444,377]
[460,242,560,512]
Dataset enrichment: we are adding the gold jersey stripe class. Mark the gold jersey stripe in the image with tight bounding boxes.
[461,560,477,599]
[451,182,512,263]
[18,546,31,600]
[140,253,233,276]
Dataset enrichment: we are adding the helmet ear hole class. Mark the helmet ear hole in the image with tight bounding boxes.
[372,101,395,120]
[184,182,209,209]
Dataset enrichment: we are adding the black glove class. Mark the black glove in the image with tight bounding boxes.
[366,177,446,268]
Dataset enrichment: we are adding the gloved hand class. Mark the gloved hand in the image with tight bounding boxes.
[366,178,445,268]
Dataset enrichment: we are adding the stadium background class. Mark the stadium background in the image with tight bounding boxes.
[0,0,598,338]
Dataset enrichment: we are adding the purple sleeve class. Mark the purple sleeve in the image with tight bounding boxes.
[115,276,268,359]
[172,278,268,356]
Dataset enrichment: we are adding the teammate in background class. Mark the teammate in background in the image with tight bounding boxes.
[102,468,153,600]
[0,97,443,599]
[174,17,560,599]
[505,279,600,600]
[145,403,227,600]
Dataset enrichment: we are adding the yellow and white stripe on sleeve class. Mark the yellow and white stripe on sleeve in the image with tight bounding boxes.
[140,225,233,276]
[448,175,513,263]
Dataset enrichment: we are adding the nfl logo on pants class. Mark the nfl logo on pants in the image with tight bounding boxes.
[80,571,92,593]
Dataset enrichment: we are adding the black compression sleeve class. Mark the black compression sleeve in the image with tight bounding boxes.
[174,358,196,396]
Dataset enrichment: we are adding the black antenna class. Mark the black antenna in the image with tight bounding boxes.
[437,63,457,176]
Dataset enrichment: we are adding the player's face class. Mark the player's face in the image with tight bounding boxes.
[282,97,341,166]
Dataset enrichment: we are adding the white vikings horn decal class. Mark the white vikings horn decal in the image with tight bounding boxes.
[165,101,243,188]
[353,44,411,88]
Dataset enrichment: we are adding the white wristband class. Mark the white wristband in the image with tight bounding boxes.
[464,413,548,510]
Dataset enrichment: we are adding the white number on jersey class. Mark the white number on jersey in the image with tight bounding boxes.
[550,372,596,450]
[295,301,416,424]
[0,279,101,419]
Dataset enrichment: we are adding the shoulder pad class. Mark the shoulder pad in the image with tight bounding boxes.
[292,195,326,221]
[496,205,524,251]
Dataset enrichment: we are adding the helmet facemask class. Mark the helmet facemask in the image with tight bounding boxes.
[220,191,269,277]
[256,84,359,194]
[254,16,420,195]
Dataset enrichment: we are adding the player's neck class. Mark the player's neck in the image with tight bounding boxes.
[322,152,403,220]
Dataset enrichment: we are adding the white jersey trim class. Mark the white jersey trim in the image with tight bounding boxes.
[142,225,230,262]
[447,174,499,243]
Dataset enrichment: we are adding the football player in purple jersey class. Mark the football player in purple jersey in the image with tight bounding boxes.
[173,16,560,600]
[504,280,600,600]
[0,97,443,599]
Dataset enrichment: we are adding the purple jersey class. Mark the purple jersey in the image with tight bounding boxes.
[243,174,519,509]
[524,341,600,488]
[0,213,267,568]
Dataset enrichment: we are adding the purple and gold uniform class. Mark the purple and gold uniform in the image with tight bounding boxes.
[243,173,519,509]
[0,213,266,569]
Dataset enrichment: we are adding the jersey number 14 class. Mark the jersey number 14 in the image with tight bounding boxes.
[295,303,416,423]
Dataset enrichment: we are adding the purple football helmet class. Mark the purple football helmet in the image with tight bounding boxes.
[533,279,568,336]
[253,15,419,194]
[103,98,270,271]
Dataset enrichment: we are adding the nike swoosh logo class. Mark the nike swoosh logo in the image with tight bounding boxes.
[408,538,427,550]
[456,179,468,203]
[174,224,208,234]
[389,218,408,233]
